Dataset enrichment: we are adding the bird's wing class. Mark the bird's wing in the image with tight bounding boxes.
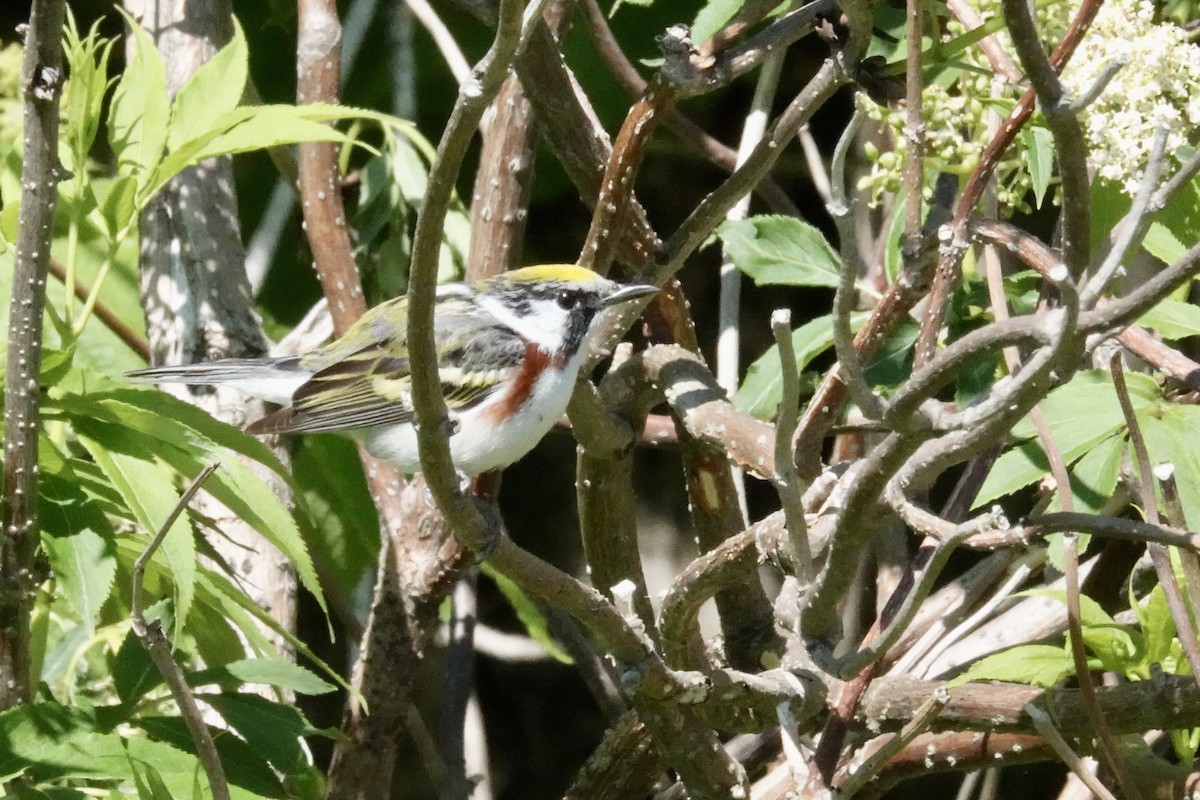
[247,314,528,435]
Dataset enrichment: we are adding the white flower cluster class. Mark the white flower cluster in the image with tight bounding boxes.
[1063,0,1200,194]
[858,0,1200,208]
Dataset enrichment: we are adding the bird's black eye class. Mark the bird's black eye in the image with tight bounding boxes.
[557,289,581,310]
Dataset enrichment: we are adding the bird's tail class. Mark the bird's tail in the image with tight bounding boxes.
[127,357,309,405]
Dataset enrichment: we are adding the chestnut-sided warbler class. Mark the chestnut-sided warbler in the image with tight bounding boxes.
[129,264,657,475]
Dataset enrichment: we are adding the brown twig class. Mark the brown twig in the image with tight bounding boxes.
[577,0,800,217]
[466,71,538,280]
[294,2,464,797]
[912,0,1103,366]
[131,463,228,800]
[1,0,67,712]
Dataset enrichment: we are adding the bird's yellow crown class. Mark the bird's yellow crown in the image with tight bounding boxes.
[498,264,603,285]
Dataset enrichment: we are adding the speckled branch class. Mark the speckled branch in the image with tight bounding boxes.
[1,0,67,713]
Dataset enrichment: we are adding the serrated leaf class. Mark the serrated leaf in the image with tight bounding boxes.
[38,438,116,633]
[949,644,1073,688]
[136,716,286,797]
[196,569,350,694]
[129,759,175,800]
[732,312,868,419]
[75,425,196,637]
[1143,221,1187,264]
[717,215,842,287]
[1138,297,1200,340]
[64,391,326,621]
[41,525,116,635]
[189,658,335,696]
[481,564,572,664]
[0,703,212,794]
[63,18,115,175]
[92,387,291,477]
[167,19,249,151]
[201,693,309,773]
[108,15,169,182]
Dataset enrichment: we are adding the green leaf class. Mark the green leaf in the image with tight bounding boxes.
[41,526,116,635]
[135,716,286,798]
[39,438,117,632]
[0,702,218,795]
[732,312,868,419]
[108,14,170,182]
[1022,126,1054,208]
[1135,584,1177,673]
[1144,406,1200,530]
[75,425,196,636]
[717,215,842,288]
[63,390,327,621]
[201,693,309,773]
[949,644,1073,688]
[97,175,138,242]
[151,104,371,199]
[1143,222,1187,264]
[167,19,249,151]
[692,0,752,42]
[196,568,350,694]
[112,625,163,708]
[1138,297,1200,340]
[975,370,1159,507]
[188,658,335,696]
[481,563,573,664]
[1021,588,1116,627]
[128,759,176,800]
[63,17,115,175]
[292,436,378,597]
[1057,431,1123,516]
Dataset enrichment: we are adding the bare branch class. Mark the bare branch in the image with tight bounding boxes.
[132,464,228,800]
[2,0,68,712]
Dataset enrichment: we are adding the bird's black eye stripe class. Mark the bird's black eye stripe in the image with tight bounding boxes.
[557,289,581,310]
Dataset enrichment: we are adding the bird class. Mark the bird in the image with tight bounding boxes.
[128,264,658,475]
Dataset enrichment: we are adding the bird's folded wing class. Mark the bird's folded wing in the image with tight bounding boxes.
[247,324,527,435]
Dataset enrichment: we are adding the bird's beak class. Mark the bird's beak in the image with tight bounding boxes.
[602,283,659,308]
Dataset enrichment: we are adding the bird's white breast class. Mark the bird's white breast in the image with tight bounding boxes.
[362,349,584,475]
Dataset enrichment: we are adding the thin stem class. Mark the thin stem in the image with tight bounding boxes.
[837,688,949,797]
[902,0,924,243]
[70,244,118,336]
[772,309,813,584]
[1024,703,1121,800]
[1111,355,1200,682]
[131,463,227,800]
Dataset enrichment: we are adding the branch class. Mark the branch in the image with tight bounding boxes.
[132,464,228,800]
[1,0,67,712]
